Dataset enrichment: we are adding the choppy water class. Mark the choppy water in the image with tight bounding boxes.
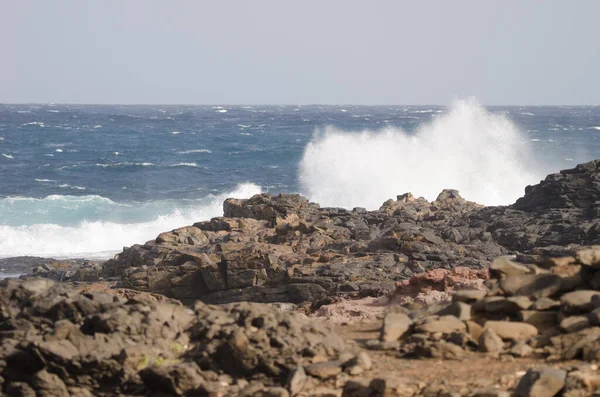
[1,101,599,259]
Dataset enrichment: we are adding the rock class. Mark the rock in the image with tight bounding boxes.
[490,256,531,278]
[561,290,600,314]
[500,274,562,298]
[32,370,70,397]
[288,366,308,396]
[484,321,539,341]
[452,289,487,303]
[465,320,485,340]
[414,315,466,334]
[576,246,600,268]
[514,367,566,397]
[305,361,343,379]
[416,341,466,359]
[479,328,504,353]
[531,297,560,311]
[436,301,472,321]
[560,316,590,333]
[589,308,600,326]
[0,279,353,396]
[510,341,533,357]
[518,310,559,330]
[380,312,412,342]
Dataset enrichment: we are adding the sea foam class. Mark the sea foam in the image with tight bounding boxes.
[0,183,261,259]
[299,99,541,208]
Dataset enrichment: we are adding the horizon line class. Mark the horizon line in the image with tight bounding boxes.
[1,102,599,107]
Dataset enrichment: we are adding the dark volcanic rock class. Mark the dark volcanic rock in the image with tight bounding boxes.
[103,160,600,305]
[0,278,360,396]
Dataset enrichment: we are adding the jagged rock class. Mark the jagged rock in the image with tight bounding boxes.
[479,328,504,353]
[380,312,412,342]
[514,367,566,397]
[0,279,356,396]
[436,301,472,320]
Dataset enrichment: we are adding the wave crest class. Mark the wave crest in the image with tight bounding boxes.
[299,99,541,208]
[0,183,262,259]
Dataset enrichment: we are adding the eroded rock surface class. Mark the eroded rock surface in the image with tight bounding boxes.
[102,160,600,306]
[0,278,365,396]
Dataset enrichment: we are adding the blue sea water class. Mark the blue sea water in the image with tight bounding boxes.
[1,101,599,259]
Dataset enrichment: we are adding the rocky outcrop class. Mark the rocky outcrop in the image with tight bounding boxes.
[0,278,368,396]
[102,160,600,305]
[103,192,503,305]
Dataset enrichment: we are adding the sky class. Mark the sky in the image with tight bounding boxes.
[1,1,599,105]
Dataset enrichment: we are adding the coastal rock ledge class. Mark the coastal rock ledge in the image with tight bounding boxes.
[103,159,600,305]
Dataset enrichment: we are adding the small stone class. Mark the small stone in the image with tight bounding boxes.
[484,321,538,341]
[479,328,504,353]
[305,361,343,379]
[258,387,290,397]
[531,297,560,311]
[517,310,559,330]
[490,256,531,277]
[465,320,485,340]
[561,290,600,314]
[414,315,466,334]
[576,246,600,268]
[510,341,533,357]
[560,315,590,333]
[514,367,566,397]
[500,274,562,298]
[473,389,511,397]
[452,289,486,303]
[589,308,600,326]
[380,312,412,342]
[287,366,307,396]
[436,302,472,321]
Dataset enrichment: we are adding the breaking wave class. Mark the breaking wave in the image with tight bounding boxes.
[299,99,541,208]
[0,183,261,259]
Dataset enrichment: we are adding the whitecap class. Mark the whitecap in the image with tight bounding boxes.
[591,127,600,131]
[21,121,44,127]
[169,162,198,167]
[216,109,228,113]
[93,125,102,128]
[0,183,262,259]
[47,110,60,113]
[340,109,347,112]
[299,99,542,208]
[171,131,181,135]
[237,124,251,128]
[113,152,120,155]
[530,139,541,142]
[177,149,211,154]
[44,154,54,157]
[241,132,251,136]
[0,137,4,141]
[519,112,535,116]
[2,154,13,159]
[56,149,63,153]
[35,179,56,183]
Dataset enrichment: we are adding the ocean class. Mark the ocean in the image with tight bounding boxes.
[1,100,599,260]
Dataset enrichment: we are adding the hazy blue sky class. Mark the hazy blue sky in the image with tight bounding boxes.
[1,1,599,105]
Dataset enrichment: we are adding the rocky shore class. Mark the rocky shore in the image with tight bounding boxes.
[3,159,600,395]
